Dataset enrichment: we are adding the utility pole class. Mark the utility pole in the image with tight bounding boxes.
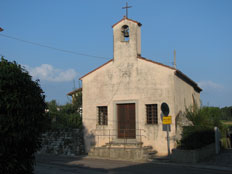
[73,79,76,90]
[173,49,176,69]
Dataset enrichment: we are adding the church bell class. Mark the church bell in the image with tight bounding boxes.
[123,30,129,37]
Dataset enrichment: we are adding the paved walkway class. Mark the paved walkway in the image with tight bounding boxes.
[35,149,232,173]
[199,149,232,168]
[36,154,141,170]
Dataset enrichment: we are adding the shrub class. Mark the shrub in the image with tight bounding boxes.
[0,58,47,173]
[179,126,215,149]
[178,105,225,149]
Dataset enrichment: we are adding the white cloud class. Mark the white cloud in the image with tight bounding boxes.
[24,64,78,82]
[198,81,224,90]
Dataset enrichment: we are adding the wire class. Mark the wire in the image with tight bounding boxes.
[0,33,109,60]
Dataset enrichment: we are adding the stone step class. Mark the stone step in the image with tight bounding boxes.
[104,141,143,148]
[88,145,158,161]
[147,150,158,156]
[88,147,145,160]
[143,146,153,150]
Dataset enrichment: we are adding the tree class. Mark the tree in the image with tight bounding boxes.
[185,106,223,129]
[0,57,47,173]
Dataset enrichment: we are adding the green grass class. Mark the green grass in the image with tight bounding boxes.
[222,120,232,125]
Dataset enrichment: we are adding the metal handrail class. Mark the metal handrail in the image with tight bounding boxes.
[90,129,147,149]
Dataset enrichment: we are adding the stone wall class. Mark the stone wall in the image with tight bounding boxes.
[171,143,215,163]
[38,129,85,156]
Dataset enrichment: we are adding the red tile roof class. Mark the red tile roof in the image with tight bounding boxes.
[112,16,142,28]
[138,56,176,70]
[67,88,82,96]
[175,70,202,92]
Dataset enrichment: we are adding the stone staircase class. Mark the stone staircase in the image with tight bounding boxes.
[88,141,159,161]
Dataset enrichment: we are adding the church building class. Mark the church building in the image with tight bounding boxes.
[79,15,202,158]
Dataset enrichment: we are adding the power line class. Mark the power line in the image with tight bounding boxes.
[0,33,109,60]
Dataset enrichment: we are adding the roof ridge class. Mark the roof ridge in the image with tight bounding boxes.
[138,56,176,70]
[138,56,202,92]
[79,59,113,80]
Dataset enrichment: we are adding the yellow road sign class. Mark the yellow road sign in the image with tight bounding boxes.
[163,116,172,125]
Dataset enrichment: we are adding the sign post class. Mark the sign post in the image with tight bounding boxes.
[161,103,171,159]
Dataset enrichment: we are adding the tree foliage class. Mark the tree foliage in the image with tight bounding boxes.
[220,106,232,121]
[0,57,47,173]
[46,99,82,129]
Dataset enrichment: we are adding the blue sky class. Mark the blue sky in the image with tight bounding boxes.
[1,0,231,107]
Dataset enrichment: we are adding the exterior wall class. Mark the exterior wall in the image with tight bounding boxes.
[135,59,176,155]
[82,57,179,155]
[173,75,201,141]
[174,75,200,112]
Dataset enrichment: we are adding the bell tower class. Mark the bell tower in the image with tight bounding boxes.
[112,16,142,62]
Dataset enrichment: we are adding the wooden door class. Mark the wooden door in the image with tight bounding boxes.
[117,103,135,139]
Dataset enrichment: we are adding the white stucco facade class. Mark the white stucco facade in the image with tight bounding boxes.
[80,17,201,155]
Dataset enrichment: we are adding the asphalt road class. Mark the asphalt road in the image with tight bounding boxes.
[35,157,231,174]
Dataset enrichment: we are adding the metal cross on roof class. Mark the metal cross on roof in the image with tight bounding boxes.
[122,2,132,18]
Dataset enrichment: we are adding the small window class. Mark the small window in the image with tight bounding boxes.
[146,104,158,124]
[98,106,108,125]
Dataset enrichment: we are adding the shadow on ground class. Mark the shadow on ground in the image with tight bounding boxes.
[36,151,232,174]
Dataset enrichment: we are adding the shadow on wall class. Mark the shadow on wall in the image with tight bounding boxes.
[83,126,96,152]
